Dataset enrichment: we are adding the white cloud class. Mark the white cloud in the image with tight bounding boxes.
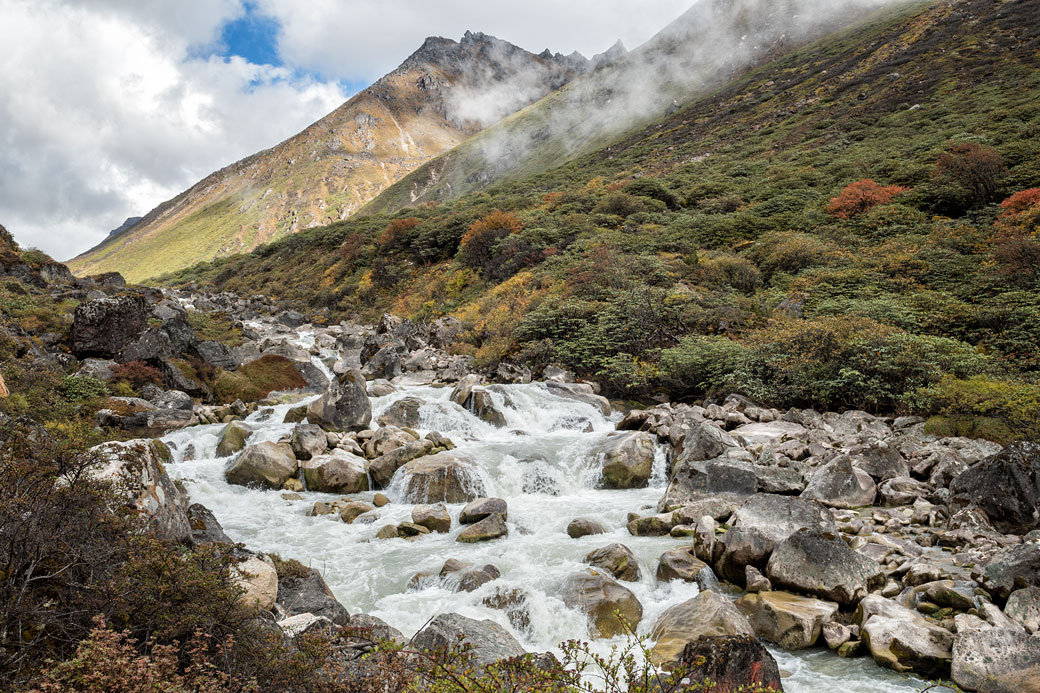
[0,0,691,260]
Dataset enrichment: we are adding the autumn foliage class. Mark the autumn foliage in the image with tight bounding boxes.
[931,142,1006,210]
[826,179,908,219]
[457,210,524,274]
[999,187,1040,219]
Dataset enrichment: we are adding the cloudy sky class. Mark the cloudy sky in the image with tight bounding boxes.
[0,0,691,260]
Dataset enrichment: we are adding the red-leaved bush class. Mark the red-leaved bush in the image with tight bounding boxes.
[999,187,1040,219]
[827,179,908,219]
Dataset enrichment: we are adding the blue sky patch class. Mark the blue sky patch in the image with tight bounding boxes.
[219,2,281,67]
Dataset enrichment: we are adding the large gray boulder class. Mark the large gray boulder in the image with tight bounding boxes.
[1006,586,1040,634]
[766,528,884,607]
[590,431,656,489]
[952,627,1040,693]
[225,442,297,490]
[377,396,423,428]
[846,440,909,482]
[735,591,838,650]
[276,565,350,626]
[290,423,327,461]
[584,543,640,582]
[306,369,372,432]
[71,294,148,358]
[368,439,436,488]
[301,449,369,493]
[650,591,754,667]
[950,442,1040,535]
[858,595,954,679]
[460,497,508,524]
[82,439,191,543]
[216,420,253,458]
[412,613,525,668]
[974,543,1040,601]
[676,636,785,690]
[675,420,740,462]
[714,494,836,584]
[662,457,758,509]
[801,456,877,509]
[656,547,721,592]
[560,569,643,638]
[400,452,486,503]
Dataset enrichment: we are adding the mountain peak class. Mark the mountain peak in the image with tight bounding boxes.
[592,39,627,67]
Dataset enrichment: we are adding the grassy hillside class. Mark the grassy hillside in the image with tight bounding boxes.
[161,0,1040,440]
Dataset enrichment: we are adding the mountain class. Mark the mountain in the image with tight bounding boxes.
[67,32,588,283]
[105,216,143,240]
[362,0,897,217]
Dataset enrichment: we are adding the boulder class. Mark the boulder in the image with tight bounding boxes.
[71,294,148,358]
[234,554,278,611]
[196,340,238,369]
[735,591,839,650]
[412,504,451,534]
[560,569,643,638]
[801,457,877,509]
[731,421,807,448]
[952,627,1040,693]
[276,565,350,625]
[675,420,739,462]
[277,614,336,639]
[950,442,1040,535]
[456,513,508,543]
[656,547,719,592]
[400,452,486,504]
[766,528,884,607]
[650,591,755,667]
[306,369,372,432]
[340,501,376,524]
[544,380,611,416]
[663,456,758,508]
[368,439,436,488]
[301,449,369,494]
[349,613,407,645]
[97,406,196,438]
[364,425,417,459]
[858,596,954,679]
[82,439,191,543]
[216,421,253,458]
[151,389,193,411]
[412,613,525,668]
[290,423,328,461]
[846,441,910,482]
[590,431,656,490]
[460,497,508,524]
[1006,586,1040,634]
[469,388,508,427]
[974,543,1040,601]
[186,503,233,545]
[225,442,297,490]
[567,517,607,539]
[454,565,502,593]
[584,543,640,582]
[676,635,785,691]
[377,397,423,428]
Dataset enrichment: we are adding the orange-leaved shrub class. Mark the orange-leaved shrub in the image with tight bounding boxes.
[457,210,524,276]
[827,179,908,219]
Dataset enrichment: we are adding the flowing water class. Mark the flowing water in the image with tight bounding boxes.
[164,358,924,692]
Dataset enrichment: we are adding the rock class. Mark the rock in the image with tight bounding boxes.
[584,543,640,582]
[277,565,350,625]
[151,389,193,411]
[766,528,884,607]
[375,524,399,539]
[675,420,739,462]
[754,465,807,495]
[364,425,416,459]
[412,613,526,668]
[974,543,1040,601]
[801,457,877,509]
[81,439,191,543]
[412,504,451,533]
[186,503,232,545]
[650,591,754,667]
[71,294,148,358]
[656,547,719,591]
[400,452,487,504]
[361,345,402,380]
[460,497,508,524]
[301,449,369,493]
[117,326,174,364]
[277,614,336,639]
[454,565,502,593]
[745,565,772,593]
[1006,587,1040,634]
[340,501,376,524]
[859,596,953,678]
[879,476,931,506]
[590,431,656,490]
[715,494,837,584]
[469,388,508,427]
[482,587,531,631]
[372,492,390,507]
[367,379,396,397]
[950,442,1040,535]
[952,627,1040,693]
[735,591,839,650]
[291,423,328,460]
[225,442,297,490]
[731,421,807,447]
[694,514,717,562]
[196,340,238,369]
[96,406,196,437]
[544,380,611,415]
[283,404,308,424]
[823,621,852,650]
[349,613,407,645]
[216,421,253,458]
[567,517,607,539]
[377,397,423,428]
[676,635,785,690]
[560,569,643,638]
[368,439,436,488]
[457,513,508,543]
[664,456,759,508]
[306,369,372,432]
[235,554,278,611]
[922,580,975,612]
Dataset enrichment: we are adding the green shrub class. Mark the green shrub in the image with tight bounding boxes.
[659,336,748,398]
[62,375,109,402]
[910,375,1040,444]
[212,356,307,403]
[184,312,245,347]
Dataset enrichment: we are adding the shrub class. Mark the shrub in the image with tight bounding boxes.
[998,187,1040,218]
[826,179,908,219]
[212,356,306,403]
[62,375,109,402]
[659,336,748,398]
[695,255,762,294]
[594,193,646,219]
[184,312,245,347]
[930,142,1006,212]
[111,361,163,389]
[623,179,679,209]
[378,217,422,252]
[457,210,524,274]
[911,375,1040,444]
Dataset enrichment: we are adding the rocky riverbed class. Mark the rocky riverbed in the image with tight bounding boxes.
[74,289,1040,692]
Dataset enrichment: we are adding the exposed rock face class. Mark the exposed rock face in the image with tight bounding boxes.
[584,543,640,582]
[412,613,526,668]
[663,456,758,508]
[801,456,877,509]
[974,543,1040,601]
[225,442,297,490]
[677,636,785,691]
[735,591,838,650]
[186,503,232,545]
[1005,586,1040,634]
[650,591,755,667]
[560,569,643,638]
[235,554,278,611]
[950,442,1040,534]
[276,565,350,626]
[766,528,884,607]
[590,431,656,489]
[306,370,372,432]
[301,449,369,493]
[952,627,1040,693]
[71,294,148,358]
[82,439,191,543]
[401,452,486,503]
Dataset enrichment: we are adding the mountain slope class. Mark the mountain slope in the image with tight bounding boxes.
[68,32,587,283]
[363,0,898,216]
